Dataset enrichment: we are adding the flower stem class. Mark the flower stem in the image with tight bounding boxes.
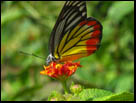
[61,80,69,94]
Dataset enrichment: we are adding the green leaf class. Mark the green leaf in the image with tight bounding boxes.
[79,88,113,101]
[94,92,134,101]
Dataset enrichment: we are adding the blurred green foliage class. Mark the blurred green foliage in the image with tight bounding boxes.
[1,1,134,101]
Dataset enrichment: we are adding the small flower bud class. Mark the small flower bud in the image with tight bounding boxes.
[70,84,83,95]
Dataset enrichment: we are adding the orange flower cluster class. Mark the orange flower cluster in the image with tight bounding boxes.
[40,61,82,81]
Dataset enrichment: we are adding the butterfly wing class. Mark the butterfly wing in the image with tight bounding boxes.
[48,1,102,63]
[55,17,102,62]
[49,1,87,57]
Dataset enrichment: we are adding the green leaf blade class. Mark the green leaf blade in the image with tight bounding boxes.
[79,88,113,101]
[94,92,134,101]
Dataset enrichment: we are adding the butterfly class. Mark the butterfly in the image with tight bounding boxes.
[46,1,102,64]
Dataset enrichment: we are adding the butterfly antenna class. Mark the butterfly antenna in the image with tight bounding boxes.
[19,51,46,60]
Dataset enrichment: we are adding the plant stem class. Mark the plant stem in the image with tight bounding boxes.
[61,80,69,94]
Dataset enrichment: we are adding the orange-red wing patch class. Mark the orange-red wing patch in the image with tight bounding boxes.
[82,19,102,56]
[55,17,102,62]
[58,53,88,63]
[80,20,97,26]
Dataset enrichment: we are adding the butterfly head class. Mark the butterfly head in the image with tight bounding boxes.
[46,54,56,65]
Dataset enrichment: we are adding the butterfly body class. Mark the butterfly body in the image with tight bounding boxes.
[46,1,102,65]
